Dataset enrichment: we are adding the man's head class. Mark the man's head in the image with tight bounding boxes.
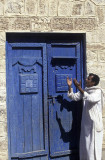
[85,73,100,87]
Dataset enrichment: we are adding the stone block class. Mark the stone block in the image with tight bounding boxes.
[102,107,105,117]
[86,50,98,62]
[0,137,8,151]
[87,44,105,51]
[97,6,105,24]
[0,46,5,60]
[49,0,58,16]
[0,18,9,31]
[74,0,85,1]
[5,0,24,15]
[31,17,51,31]
[0,1,4,15]
[0,152,8,160]
[74,18,96,31]
[0,33,5,46]
[0,105,7,122]
[91,0,105,5]
[0,60,6,72]
[103,141,105,147]
[100,80,105,89]
[0,122,7,137]
[25,0,37,15]
[8,17,30,30]
[0,73,6,90]
[58,0,73,2]
[86,31,100,43]
[89,27,105,44]
[51,18,73,31]
[87,62,105,77]
[72,2,84,15]
[98,50,105,62]
[0,90,6,105]
[103,142,105,147]
[103,129,105,136]
[37,0,48,16]
[97,25,105,43]
[85,0,95,16]
[58,1,72,16]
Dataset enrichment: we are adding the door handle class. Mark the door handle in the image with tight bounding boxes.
[48,95,58,105]
[48,95,58,99]
[48,95,63,105]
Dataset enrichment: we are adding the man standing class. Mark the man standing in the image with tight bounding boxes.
[67,73,104,160]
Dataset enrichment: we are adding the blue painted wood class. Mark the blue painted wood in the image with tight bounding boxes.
[52,56,78,59]
[13,62,24,154]
[47,43,82,159]
[12,150,47,158]
[12,157,48,160]
[6,39,83,160]
[6,43,48,160]
[24,95,32,152]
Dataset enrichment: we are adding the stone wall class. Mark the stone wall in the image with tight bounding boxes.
[0,0,105,159]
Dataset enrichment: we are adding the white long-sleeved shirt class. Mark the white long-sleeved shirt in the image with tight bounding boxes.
[67,86,104,132]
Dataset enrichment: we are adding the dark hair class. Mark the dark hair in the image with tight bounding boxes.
[89,73,100,86]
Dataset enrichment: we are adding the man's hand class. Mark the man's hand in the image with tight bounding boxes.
[67,77,72,93]
[67,77,72,87]
[73,78,84,94]
[73,79,81,88]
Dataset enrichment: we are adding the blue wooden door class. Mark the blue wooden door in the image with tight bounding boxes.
[7,41,83,160]
[47,43,82,160]
[6,43,48,160]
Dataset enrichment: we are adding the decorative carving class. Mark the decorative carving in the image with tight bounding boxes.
[20,74,38,94]
[72,3,83,15]
[60,66,70,69]
[18,66,36,73]
[31,17,51,31]
[12,58,42,67]
[74,18,96,30]
[55,74,72,92]
[25,0,37,15]
[13,61,42,67]
[85,0,95,15]
[9,17,30,30]
[55,66,73,70]
[51,18,73,31]
[5,0,24,14]
[12,58,42,73]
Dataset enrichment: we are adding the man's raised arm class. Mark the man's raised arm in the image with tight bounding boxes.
[73,79,84,94]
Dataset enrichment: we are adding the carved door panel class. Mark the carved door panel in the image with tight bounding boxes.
[47,43,82,160]
[6,43,48,160]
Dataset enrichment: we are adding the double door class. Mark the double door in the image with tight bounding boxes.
[6,42,83,160]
